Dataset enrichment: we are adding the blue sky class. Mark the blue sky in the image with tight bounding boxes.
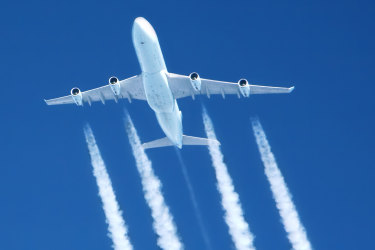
[1,0,375,249]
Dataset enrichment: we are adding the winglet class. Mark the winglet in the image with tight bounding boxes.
[289,86,295,93]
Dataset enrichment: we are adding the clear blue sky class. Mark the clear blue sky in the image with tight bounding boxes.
[1,0,374,249]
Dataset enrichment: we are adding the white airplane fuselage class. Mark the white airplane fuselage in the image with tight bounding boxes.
[132,17,183,148]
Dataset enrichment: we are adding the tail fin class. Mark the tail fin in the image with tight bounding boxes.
[142,135,220,149]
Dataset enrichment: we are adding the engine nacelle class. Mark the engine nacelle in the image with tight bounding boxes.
[238,79,250,97]
[109,76,121,96]
[189,72,201,91]
[71,87,83,106]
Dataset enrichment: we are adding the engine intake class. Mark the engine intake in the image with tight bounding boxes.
[238,79,250,97]
[109,76,121,96]
[189,72,201,91]
[71,87,83,106]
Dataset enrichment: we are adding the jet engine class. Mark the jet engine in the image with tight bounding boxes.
[109,76,121,96]
[71,87,83,106]
[189,72,201,91]
[238,79,250,97]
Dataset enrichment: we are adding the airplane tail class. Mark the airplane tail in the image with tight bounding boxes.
[142,135,220,149]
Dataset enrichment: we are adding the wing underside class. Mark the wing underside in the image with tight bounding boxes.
[45,75,146,106]
[45,72,294,106]
[167,73,294,99]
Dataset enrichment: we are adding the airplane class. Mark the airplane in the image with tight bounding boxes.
[45,17,294,149]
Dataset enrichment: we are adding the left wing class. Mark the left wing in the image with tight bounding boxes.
[167,73,294,99]
[45,75,146,106]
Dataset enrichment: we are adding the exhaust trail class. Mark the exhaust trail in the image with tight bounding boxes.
[83,124,133,250]
[124,114,183,250]
[202,108,256,250]
[174,149,212,250]
[251,118,312,250]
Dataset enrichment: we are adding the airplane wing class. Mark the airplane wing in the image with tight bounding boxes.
[45,75,146,106]
[167,73,294,99]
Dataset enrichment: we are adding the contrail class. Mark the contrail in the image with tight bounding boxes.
[83,124,133,250]
[175,149,212,250]
[124,114,183,250]
[251,118,312,250]
[202,107,256,250]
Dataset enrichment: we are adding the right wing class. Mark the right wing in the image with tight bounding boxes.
[167,73,294,99]
[45,75,146,106]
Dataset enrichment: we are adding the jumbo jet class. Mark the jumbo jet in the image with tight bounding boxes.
[45,17,294,149]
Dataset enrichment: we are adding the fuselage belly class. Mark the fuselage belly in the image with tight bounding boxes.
[132,17,183,148]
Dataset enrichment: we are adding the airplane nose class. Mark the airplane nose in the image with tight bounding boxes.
[133,17,145,31]
[132,17,157,44]
[134,17,148,26]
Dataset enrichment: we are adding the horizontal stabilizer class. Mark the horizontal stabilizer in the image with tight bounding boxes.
[182,135,220,146]
[142,137,174,149]
[142,135,220,149]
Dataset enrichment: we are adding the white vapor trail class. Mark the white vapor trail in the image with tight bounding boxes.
[175,149,212,250]
[83,124,133,250]
[124,114,183,250]
[251,118,312,250]
[202,108,256,250]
